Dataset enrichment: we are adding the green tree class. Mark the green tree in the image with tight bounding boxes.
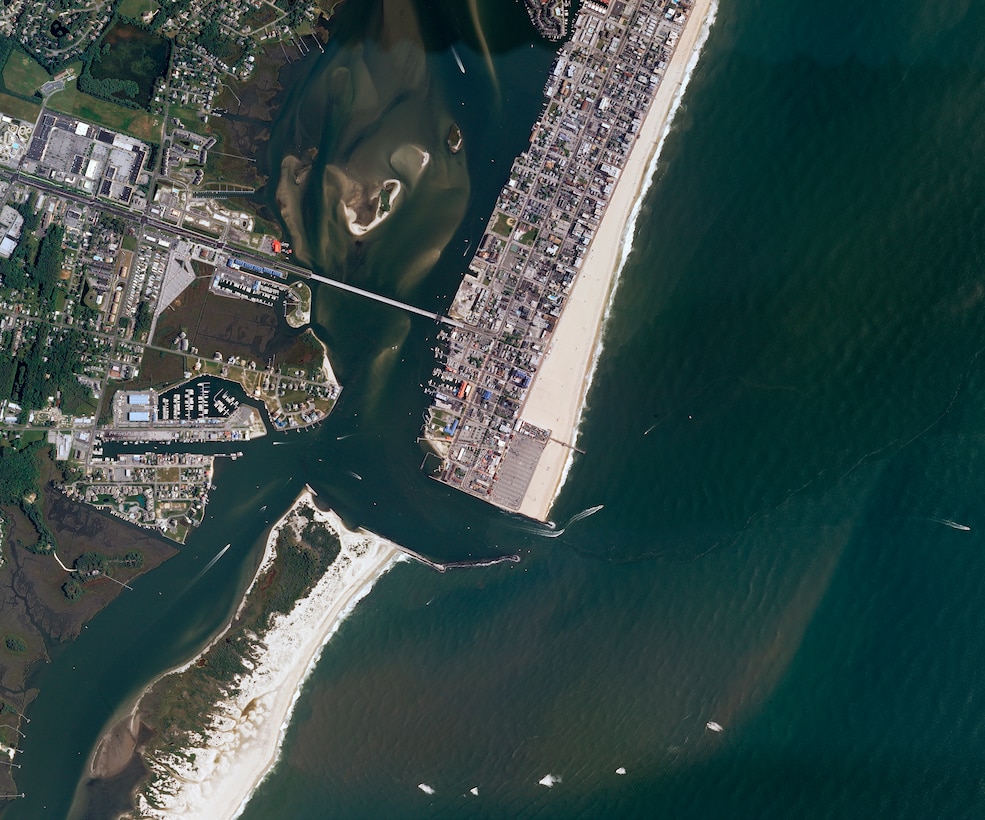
[133,300,153,337]
[73,551,108,577]
[62,578,83,600]
[0,446,39,506]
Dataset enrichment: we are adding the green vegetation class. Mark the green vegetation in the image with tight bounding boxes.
[2,635,26,655]
[0,222,97,417]
[0,90,40,121]
[145,506,343,754]
[169,105,210,136]
[118,0,161,18]
[47,71,163,143]
[518,227,539,245]
[378,186,391,214]
[62,578,83,601]
[278,329,327,380]
[84,22,170,110]
[1,50,49,97]
[0,38,45,117]
[242,5,279,29]
[73,552,108,576]
[63,550,118,598]
[194,18,242,66]
[491,212,516,237]
[0,197,40,291]
[133,300,153,338]
[0,445,39,507]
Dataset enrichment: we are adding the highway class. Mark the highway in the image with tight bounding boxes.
[0,169,461,326]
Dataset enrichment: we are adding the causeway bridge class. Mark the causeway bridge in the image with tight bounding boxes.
[306,271,462,327]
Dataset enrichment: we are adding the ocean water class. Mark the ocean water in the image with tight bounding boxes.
[10,0,985,817]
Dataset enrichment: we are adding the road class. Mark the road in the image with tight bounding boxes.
[306,271,462,327]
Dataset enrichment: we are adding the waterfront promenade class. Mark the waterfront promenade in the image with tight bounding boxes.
[423,0,713,519]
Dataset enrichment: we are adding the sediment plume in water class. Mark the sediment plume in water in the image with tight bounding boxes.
[271,0,469,289]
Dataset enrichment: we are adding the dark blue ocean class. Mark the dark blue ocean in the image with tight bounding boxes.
[10,0,985,817]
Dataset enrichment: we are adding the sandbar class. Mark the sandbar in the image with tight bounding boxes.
[518,0,718,520]
[342,179,402,236]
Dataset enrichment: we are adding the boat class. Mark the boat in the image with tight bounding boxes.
[706,721,724,733]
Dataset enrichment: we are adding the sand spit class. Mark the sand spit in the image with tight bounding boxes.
[90,706,142,780]
[129,489,403,819]
[518,0,719,520]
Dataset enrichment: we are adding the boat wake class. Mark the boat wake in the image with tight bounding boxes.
[450,45,466,74]
[511,504,604,538]
[180,543,232,595]
[919,516,972,532]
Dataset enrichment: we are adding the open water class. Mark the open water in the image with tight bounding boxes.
[9,0,985,817]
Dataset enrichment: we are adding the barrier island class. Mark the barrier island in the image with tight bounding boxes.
[78,488,402,819]
[423,0,717,520]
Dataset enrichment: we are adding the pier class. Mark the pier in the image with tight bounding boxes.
[306,272,462,327]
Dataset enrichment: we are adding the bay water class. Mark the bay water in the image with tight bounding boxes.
[9,0,985,817]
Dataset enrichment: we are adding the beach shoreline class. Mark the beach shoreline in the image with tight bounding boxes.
[517,0,718,521]
[85,488,403,820]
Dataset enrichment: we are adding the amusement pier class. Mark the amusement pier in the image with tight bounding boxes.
[422,0,703,515]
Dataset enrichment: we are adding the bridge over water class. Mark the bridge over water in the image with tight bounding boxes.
[306,272,462,327]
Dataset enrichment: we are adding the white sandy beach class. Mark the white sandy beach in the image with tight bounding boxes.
[133,489,403,819]
[342,179,402,236]
[518,0,718,521]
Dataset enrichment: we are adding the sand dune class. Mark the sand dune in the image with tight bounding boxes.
[131,490,403,819]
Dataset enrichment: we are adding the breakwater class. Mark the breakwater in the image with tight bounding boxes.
[396,546,520,573]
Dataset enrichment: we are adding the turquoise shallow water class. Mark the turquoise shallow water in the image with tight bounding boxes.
[11,0,985,817]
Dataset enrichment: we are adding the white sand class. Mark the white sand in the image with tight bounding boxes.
[342,179,402,236]
[133,489,403,819]
[518,0,718,520]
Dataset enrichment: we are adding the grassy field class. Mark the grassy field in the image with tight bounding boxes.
[169,105,211,136]
[118,0,160,18]
[47,74,163,144]
[0,90,40,122]
[2,51,49,97]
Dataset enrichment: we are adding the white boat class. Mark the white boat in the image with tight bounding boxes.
[706,721,724,733]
